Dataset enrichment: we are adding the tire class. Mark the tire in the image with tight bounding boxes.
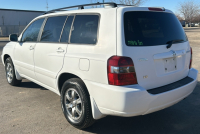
[5,57,21,86]
[60,78,95,129]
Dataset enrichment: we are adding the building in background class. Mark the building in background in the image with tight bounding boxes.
[0,8,44,37]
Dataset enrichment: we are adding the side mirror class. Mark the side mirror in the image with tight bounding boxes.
[9,34,18,42]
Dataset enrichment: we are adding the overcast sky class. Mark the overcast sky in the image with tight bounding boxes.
[0,0,199,13]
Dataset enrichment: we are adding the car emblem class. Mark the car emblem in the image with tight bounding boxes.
[171,50,176,57]
[138,58,148,62]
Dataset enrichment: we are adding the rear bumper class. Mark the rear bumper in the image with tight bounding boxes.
[85,68,198,117]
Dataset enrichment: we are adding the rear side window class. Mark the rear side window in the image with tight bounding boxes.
[70,15,99,44]
[124,12,188,46]
[60,16,74,43]
[21,18,44,42]
[41,16,67,42]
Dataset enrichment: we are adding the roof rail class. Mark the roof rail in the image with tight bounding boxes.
[43,2,132,14]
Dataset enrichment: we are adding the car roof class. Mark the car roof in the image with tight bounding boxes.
[34,6,173,20]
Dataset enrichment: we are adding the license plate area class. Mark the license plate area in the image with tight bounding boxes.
[164,57,177,72]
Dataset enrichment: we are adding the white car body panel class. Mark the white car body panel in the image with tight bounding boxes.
[1,42,16,66]
[86,68,198,118]
[14,42,36,79]
[58,8,117,85]
[1,42,24,80]
[1,6,198,120]
[116,7,191,90]
[34,43,67,89]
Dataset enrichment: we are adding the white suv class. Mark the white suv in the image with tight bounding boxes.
[1,3,198,129]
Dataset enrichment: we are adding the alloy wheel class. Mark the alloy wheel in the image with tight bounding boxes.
[64,88,83,123]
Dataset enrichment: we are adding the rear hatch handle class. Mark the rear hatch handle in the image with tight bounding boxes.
[166,39,184,49]
[153,49,186,60]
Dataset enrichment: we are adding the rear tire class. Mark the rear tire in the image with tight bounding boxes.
[5,57,21,86]
[60,78,95,129]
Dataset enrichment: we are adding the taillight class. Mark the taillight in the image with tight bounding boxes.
[189,47,192,69]
[107,56,138,86]
[148,7,165,11]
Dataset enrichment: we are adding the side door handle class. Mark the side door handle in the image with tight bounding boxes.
[29,45,34,50]
[56,47,64,53]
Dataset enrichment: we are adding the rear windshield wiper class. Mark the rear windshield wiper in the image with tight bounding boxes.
[166,39,184,49]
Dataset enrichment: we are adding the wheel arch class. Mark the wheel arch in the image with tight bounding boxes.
[57,72,104,120]
[57,72,86,94]
[3,54,22,80]
[3,54,10,65]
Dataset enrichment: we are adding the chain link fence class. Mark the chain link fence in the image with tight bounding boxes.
[0,25,26,37]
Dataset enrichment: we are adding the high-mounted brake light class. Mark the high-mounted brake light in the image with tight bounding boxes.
[107,56,138,86]
[148,7,165,11]
[189,47,192,69]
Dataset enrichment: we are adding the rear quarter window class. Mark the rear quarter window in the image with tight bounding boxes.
[124,11,188,46]
[70,15,99,44]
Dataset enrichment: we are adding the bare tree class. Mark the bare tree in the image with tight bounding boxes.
[175,13,183,21]
[178,0,200,26]
[193,13,200,23]
[89,0,147,6]
[111,0,146,6]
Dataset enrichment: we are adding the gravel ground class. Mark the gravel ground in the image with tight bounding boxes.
[0,28,199,134]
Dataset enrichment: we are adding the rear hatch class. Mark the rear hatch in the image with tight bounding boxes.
[117,8,191,89]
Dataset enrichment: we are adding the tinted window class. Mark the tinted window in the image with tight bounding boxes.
[124,12,188,46]
[70,15,99,44]
[21,18,44,42]
[41,16,67,42]
[60,16,74,42]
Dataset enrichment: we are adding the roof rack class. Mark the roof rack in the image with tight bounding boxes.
[43,2,132,14]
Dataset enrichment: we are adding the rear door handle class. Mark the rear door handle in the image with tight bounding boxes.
[57,47,64,53]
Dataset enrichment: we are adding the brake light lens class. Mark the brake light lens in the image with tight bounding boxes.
[189,47,192,69]
[148,7,165,11]
[107,56,138,86]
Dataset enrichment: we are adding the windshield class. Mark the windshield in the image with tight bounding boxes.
[124,11,188,46]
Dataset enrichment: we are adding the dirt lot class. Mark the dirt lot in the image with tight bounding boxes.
[0,28,200,134]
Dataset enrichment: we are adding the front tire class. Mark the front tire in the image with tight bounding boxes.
[60,78,95,129]
[5,57,21,86]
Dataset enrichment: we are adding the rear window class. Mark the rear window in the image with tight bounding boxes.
[124,11,188,46]
[41,16,67,42]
